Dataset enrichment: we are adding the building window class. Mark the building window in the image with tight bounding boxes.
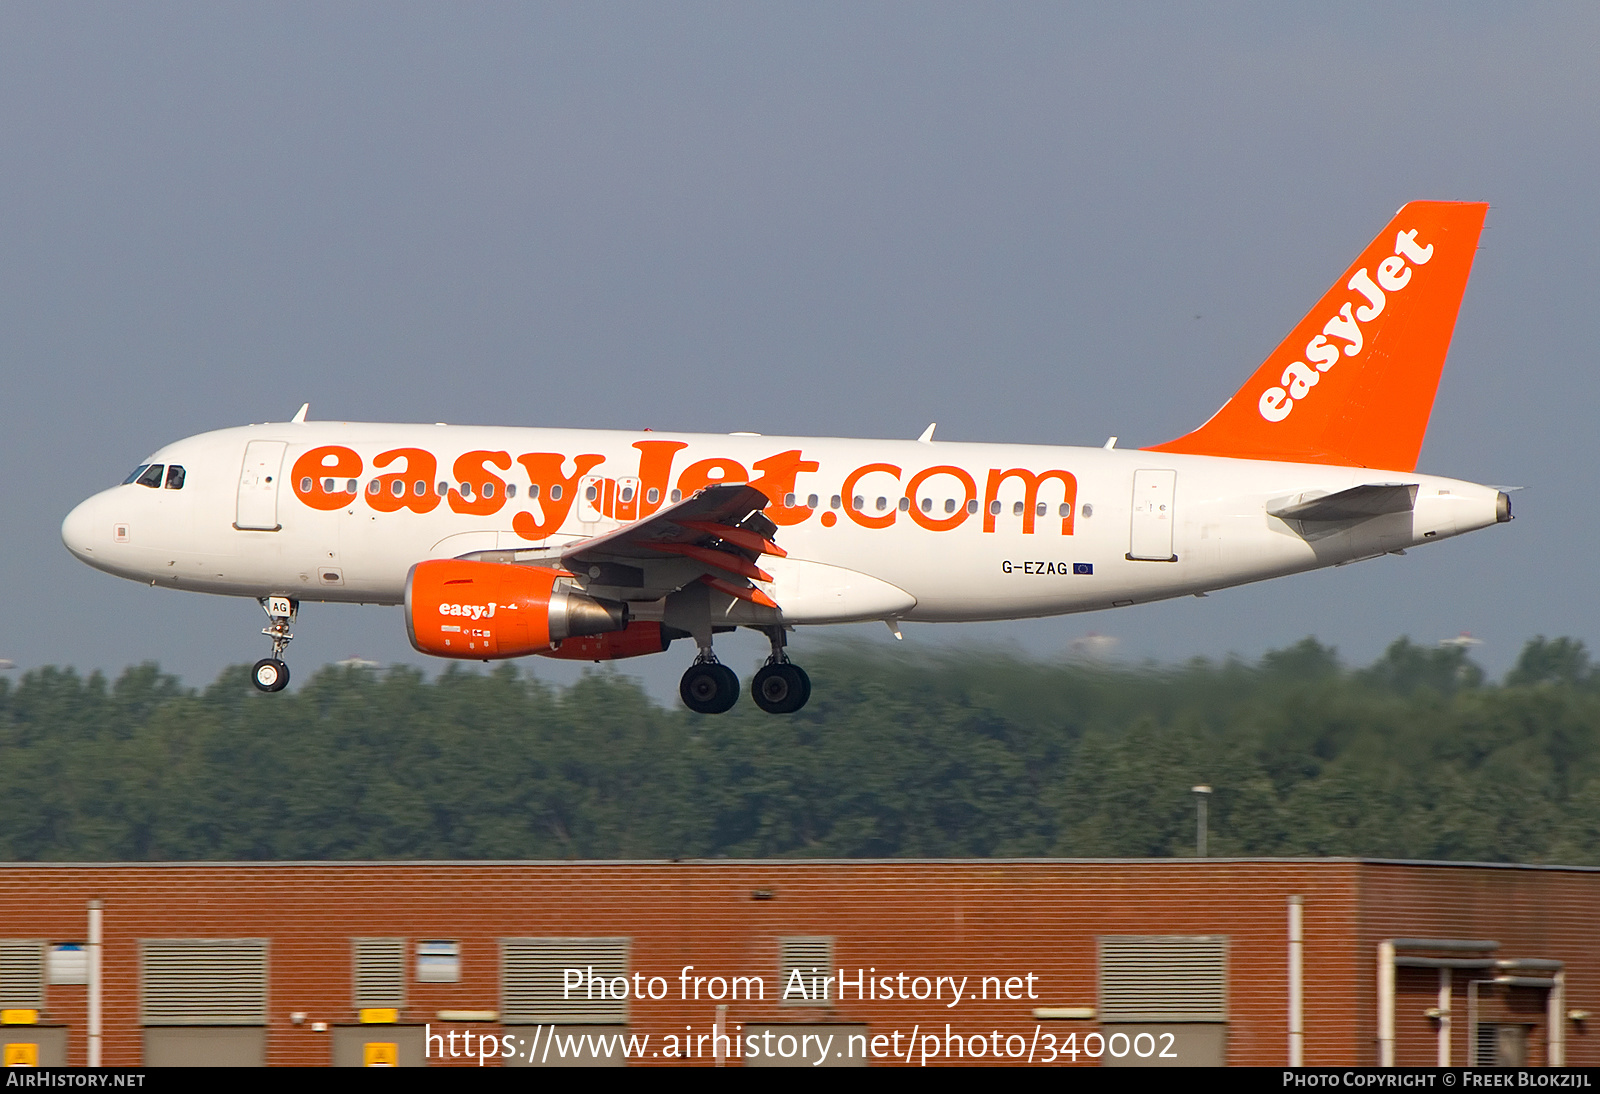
[1476,1023,1530,1068]
[352,938,406,1010]
[501,938,629,1025]
[778,936,834,1006]
[48,944,88,986]
[415,941,460,984]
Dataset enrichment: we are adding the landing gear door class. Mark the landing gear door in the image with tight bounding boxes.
[236,441,287,531]
[1128,469,1177,561]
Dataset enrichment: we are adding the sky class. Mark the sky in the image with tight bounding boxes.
[3,4,1597,699]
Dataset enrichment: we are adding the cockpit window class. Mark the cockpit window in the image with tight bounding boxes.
[165,465,186,490]
[135,464,165,488]
[123,464,151,485]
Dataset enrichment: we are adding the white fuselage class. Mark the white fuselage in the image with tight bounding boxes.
[61,422,1506,629]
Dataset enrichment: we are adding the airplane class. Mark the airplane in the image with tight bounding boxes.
[61,201,1509,714]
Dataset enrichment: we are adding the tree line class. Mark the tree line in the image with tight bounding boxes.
[1,635,1597,864]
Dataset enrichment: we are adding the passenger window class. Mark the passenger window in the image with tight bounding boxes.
[853,496,864,510]
[483,482,495,499]
[458,482,472,497]
[552,485,565,501]
[1036,502,1047,517]
[968,500,980,515]
[347,479,358,493]
[830,495,842,510]
[1059,504,1071,518]
[784,493,796,507]
[437,482,448,496]
[532,484,543,500]
[989,500,1002,516]
[921,498,932,513]
[415,481,427,497]
[506,483,517,498]
[1013,501,1024,516]
[368,480,382,495]
[391,480,405,497]
[944,498,956,514]
[123,464,151,485]
[668,488,679,503]
[1081,503,1094,519]
[165,465,186,490]
[897,497,909,512]
[585,484,598,502]
[136,464,165,488]
[621,485,634,502]
[300,476,313,493]
[807,494,819,509]
[646,487,659,504]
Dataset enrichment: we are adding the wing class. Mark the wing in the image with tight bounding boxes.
[559,483,785,608]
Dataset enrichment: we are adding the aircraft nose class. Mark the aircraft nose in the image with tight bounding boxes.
[61,492,108,562]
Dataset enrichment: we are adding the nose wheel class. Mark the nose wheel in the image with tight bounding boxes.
[252,658,290,692]
[252,596,297,693]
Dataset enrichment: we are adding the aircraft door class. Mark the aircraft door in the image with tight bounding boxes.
[1128,469,1177,561]
[615,477,641,521]
[577,475,606,523]
[236,441,287,531]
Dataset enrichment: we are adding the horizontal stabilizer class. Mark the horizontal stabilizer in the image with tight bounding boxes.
[1268,483,1418,523]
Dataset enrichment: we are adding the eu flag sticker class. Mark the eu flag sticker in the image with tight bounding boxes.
[1073,562,1093,575]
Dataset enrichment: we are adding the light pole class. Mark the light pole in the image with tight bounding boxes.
[1192,785,1212,856]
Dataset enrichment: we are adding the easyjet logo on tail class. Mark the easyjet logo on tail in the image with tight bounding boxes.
[1129,201,1484,470]
[1258,228,1435,423]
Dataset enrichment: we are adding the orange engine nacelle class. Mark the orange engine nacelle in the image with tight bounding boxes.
[405,559,628,659]
[537,621,674,662]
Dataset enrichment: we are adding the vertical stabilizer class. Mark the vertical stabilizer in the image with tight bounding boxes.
[1146,201,1488,471]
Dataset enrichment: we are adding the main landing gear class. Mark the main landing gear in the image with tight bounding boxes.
[679,654,739,715]
[251,596,296,693]
[678,627,810,715]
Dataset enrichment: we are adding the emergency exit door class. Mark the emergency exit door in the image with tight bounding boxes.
[1128,469,1177,561]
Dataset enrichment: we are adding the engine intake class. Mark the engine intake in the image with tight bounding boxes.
[405,559,628,659]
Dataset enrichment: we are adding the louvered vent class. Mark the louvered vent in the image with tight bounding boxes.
[0,941,45,1008]
[501,938,629,1025]
[1098,935,1227,1022]
[778,936,834,1006]
[140,940,268,1026]
[352,937,405,1009]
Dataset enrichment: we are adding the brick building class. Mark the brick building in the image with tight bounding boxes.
[0,858,1592,1067]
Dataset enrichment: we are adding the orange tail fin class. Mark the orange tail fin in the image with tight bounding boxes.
[1145,201,1488,471]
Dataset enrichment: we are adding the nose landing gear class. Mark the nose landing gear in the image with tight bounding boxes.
[251,596,296,693]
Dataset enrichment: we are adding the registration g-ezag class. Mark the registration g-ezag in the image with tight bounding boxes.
[63,202,1508,713]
